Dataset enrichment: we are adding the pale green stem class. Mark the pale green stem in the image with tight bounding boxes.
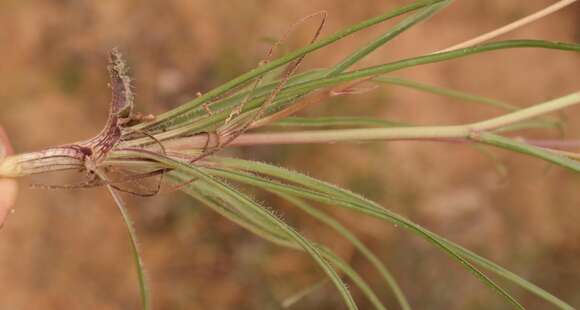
[469,92,580,131]
[229,126,467,145]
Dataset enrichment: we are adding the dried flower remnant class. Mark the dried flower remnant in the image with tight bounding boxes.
[108,48,135,122]
[0,49,147,179]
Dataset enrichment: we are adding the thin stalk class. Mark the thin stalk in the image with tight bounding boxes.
[469,92,580,131]
[102,176,151,310]
[231,126,467,145]
[282,280,328,308]
[437,0,579,52]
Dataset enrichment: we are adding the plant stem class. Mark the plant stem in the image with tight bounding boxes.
[437,0,579,53]
[154,91,580,151]
[233,126,468,145]
[1,92,578,177]
[469,92,580,131]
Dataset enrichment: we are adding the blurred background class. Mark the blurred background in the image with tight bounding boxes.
[0,1,579,309]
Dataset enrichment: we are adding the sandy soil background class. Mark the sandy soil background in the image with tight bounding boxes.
[1,1,579,309]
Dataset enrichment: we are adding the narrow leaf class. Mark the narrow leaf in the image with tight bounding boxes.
[201,162,524,309]
[327,0,452,76]
[103,180,151,310]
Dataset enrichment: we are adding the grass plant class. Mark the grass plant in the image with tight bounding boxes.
[1,1,578,309]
